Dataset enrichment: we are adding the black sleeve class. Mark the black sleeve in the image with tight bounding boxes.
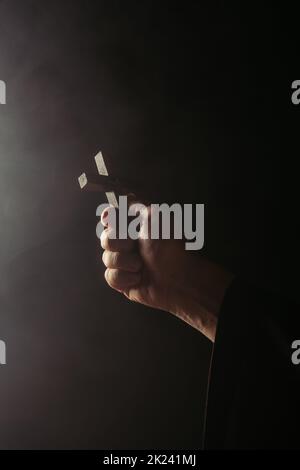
[203,277,300,449]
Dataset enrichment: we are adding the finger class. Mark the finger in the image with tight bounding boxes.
[100,228,135,252]
[104,268,141,291]
[101,205,116,228]
[102,250,142,272]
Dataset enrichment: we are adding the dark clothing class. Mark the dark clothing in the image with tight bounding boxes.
[205,278,300,449]
[0,227,209,449]
[1,225,299,449]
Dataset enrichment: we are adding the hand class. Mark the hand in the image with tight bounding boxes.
[100,205,234,342]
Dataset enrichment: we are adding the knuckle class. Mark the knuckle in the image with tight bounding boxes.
[101,206,116,227]
[100,229,108,249]
[105,268,119,287]
[102,250,109,267]
[104,268,116,287]
[103,251,120,269]
[109,251,120,268]
[100,228,116,251]
[103,251,142,271]
[104,267,139,289]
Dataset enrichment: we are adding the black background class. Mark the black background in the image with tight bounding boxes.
[0,1,297,449]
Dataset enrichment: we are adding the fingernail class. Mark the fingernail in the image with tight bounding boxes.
[101,209,109,224]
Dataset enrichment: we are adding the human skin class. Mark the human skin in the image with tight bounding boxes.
[100,206,234,342]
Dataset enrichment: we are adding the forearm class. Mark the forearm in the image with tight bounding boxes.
[170,256,234,342]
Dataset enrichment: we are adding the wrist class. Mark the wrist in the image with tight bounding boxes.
[170,256,234,342]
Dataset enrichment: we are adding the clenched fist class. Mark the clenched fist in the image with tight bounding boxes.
[100,205,233,342]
